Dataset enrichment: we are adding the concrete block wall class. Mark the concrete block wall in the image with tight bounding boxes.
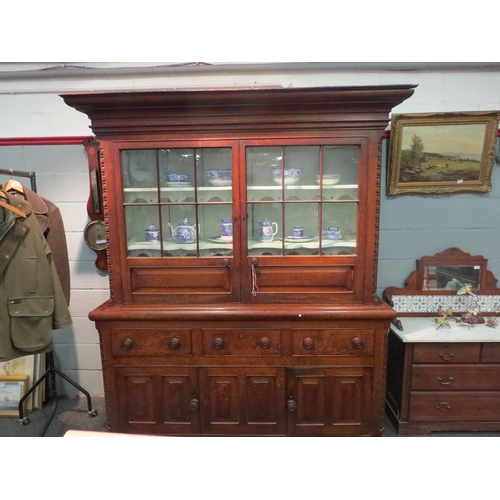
[0,144,107,396]
[1,63,499,397]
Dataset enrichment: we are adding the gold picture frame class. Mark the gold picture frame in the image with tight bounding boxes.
[0,375,29,417]
[387,111,500,196]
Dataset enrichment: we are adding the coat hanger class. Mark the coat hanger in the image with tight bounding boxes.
[2,179,25,195]
[0,190,27,217]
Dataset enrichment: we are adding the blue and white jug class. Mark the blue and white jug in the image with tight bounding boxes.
[258,219,278,242]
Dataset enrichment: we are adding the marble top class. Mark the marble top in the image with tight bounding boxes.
[391,316,500,343]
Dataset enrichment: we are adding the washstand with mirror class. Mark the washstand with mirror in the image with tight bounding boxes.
[384,247,500,436]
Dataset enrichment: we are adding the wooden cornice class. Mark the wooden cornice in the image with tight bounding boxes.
[61,85,417,137]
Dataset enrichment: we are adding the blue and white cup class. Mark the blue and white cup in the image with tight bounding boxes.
[293,226,304,238]
[325,226,344,240]
[221,218,233,240]
[145,225,160,242]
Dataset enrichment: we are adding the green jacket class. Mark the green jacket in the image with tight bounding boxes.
[0,192,72,361]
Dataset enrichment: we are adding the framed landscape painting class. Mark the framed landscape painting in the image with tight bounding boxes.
[387,111,500,195]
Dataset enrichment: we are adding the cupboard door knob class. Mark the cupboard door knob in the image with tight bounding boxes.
[287,399,298,412]
[260,337,271,349]
[352,337,364,349]
[222,258,230,267]
[168,338,180,350]
[303,338,314,350]
[121,338,133,350]
[437,375,453,385]
[436,402,451,410]
[189,398,199,412]
[213,338,225,349]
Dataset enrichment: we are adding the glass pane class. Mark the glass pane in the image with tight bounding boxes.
[321,202,357,255]
[159,148,195,198]
[199,204,233,257]
[197,148,233,189]
[247,202,282,256]
[161,205,198,257]
[247,146,283,201]
[322,146,359,199]
[121,150,158,203]
[284,203,320,256]
[125,205,161,257]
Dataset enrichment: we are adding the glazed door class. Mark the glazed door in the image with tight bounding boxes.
[240,138,368,304]
[199,367,287,435]
[110,140,242,304]
[286,367,373,436]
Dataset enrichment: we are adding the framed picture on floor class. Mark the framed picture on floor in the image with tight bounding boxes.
[387,111,500,195]
[0,375,29,417]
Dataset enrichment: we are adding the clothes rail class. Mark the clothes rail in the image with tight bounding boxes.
[0,168,37,192]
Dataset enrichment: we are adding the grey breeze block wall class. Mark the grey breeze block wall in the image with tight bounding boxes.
[0,144,107,397]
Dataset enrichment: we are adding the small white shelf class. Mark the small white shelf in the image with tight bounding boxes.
[123,185,358,193]
[128,238,357,252]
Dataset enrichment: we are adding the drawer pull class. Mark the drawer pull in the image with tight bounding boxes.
[213,338,225,350]
[168,338,180,350]
[121,338,133,350]
[189,398,199,412]
[437,375,453,385]
[260,337,271,349]
[303,338,314,350]
[436,402,451,410]
[438,349,454,361]
[287,399,297,412]
[352,337,364,349]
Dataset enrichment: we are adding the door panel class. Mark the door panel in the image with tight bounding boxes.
[287,367,372,436]
[115,366,200,435]
[200,367,286,435]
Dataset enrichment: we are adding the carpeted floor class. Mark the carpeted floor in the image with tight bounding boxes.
[0,396,108,437]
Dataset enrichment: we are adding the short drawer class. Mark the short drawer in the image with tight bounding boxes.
[412,343,480,364]
[411,365,500,391]
[409,392,500,422]
[111,329,192,356]
[291,329,374,356]
[481,343,500,363]
[202,329,281,356]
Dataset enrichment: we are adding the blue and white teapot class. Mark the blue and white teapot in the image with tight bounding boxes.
[167,218,198,243]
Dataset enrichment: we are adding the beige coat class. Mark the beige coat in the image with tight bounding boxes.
[0,192,72,361]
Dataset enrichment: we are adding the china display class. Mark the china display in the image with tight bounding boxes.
[63,85,415,436]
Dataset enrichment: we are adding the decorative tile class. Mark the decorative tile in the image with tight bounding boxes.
[391,295,500,314]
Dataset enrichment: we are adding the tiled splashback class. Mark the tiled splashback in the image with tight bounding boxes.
[391,295,500,314]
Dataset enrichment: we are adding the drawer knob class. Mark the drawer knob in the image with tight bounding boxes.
[436,402,451,410]
[260,337,271,349]
[437,375,453,385]
[303,338,314,350]
[439,349,454,361]
[189,398,199,412]
[121,338,133,350]
[352,337,364,349]
[168,338,180,350]
[213,338,225,349]
[287,399,298,412]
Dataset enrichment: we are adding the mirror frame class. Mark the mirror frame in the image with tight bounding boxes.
[384,247,499,305]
